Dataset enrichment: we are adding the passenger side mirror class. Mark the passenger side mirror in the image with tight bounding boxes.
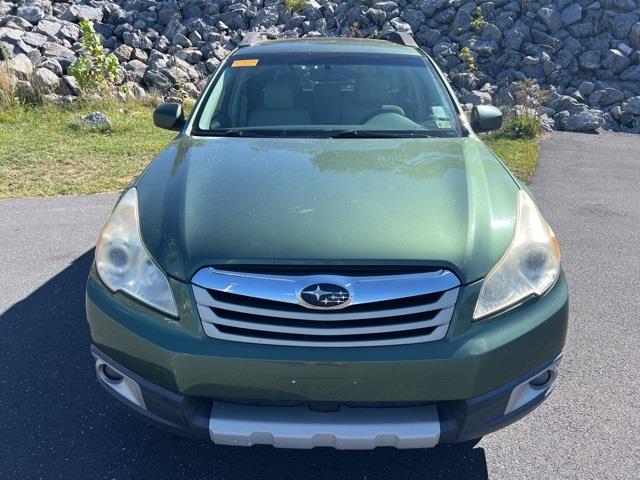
[153,103,185,131]
[469,105,503,133]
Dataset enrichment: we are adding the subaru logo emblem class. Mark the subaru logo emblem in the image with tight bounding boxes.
[299,283,352,310]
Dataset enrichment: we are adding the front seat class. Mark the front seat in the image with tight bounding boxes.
[341,76,390,125]
[248,81,311,127]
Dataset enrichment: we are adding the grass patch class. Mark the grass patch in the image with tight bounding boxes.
[495,115,542,140]
[485,135,539,183]
[0,99,174,198]
[484,114,543,183]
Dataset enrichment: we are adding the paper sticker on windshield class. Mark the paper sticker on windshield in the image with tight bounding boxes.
[432,106,447,118]
[232,59,259,67]
[436,120,452,129]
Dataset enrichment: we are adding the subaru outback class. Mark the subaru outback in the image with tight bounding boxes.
[87,34,568,449]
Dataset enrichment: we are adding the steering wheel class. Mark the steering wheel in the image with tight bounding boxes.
[361,105,406,124]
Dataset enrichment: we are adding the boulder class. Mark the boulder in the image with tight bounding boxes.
[564,110,604,132]
[16,5,45,24]
[461,90,492,105]
[60,5,104,23]
[630,22,640,49]
[567,22,593,38]
[603,49,630,75]
[415,26,441,47]
[251,6,279,29]
[8,53,34,81]
[578,81,596,97]
[400,9,425,32]
[612,13,638,40]
[113,44,133,62]
[172,32,191,48]
[60,75,81,96]
[537,7,562,33]
[0,27,26,45]
[579,51,601,70]
[367,8,386,27]
[620,65,640,82]
[124,59,147,82]
[78,112,112,131]
[589,89,625,108]
[40,59,63,77]
[418,0,447,17]
[34,67,60,94]
[175,48,202,64]
[21,31,48,48]
[33,19,62,38]
[143,70,173,91]
[561,4,582,26]
[42,43,76,69]
[623,96,640,116]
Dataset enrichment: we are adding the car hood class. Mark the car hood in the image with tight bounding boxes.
[135,135,519,284]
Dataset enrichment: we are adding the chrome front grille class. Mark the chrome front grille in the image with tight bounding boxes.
[192,267,460,347]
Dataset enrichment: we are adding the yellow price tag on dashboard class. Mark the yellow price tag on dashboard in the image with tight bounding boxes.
[232,59,259,67]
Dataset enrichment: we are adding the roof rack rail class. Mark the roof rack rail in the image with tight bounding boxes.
[378,32,418,48]
[238,31,279,48]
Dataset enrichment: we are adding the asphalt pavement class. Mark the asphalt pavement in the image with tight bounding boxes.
[1,132,639,479]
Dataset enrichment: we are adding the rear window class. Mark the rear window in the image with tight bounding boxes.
[192,52,462,138]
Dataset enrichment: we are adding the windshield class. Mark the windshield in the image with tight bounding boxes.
[192,52,462,138]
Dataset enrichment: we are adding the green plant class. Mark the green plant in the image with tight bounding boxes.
[0,44,9,62]
[69,19,120,93]
[491,78,546,140]
[458,46,476,72]
[495,115,542,139]
[470,7,486,34]
[514,78,548,113]
[348,21,361,37]
[282,0,306,12]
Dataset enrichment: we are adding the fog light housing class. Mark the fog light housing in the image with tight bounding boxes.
[101,364,123,382]
[529,370,552,388]
[504,355,562,415]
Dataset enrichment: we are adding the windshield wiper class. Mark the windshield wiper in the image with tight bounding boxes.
[329,130,434,139]
[197,129,274,137]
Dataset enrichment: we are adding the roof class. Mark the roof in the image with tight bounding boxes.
[234,37,422,56]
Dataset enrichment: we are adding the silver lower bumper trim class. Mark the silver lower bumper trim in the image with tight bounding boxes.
[93,356,147,410]
[209,402,440,450]
[505,354,562,415]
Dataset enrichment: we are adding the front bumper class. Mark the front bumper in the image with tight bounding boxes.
[92,345,562,448]
[86,267,568,403]
[87,266,568,447]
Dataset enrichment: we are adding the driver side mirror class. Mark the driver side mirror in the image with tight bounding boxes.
[153,103,185,131]
[469,105,503,133]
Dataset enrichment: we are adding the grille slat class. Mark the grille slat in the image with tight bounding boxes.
[192,267,460,347]
[193,287,458,321]
[200,307,452,336]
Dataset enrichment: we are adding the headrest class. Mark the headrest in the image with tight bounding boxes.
[356,76,389,103]
[263,81,295,110]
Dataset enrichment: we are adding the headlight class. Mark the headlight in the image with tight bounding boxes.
[95,188,178,317]
[473,190,561,320]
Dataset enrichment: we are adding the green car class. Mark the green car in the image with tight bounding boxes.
[87,34,568,449]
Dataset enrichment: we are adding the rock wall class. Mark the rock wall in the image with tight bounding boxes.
[2,0,640,132]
